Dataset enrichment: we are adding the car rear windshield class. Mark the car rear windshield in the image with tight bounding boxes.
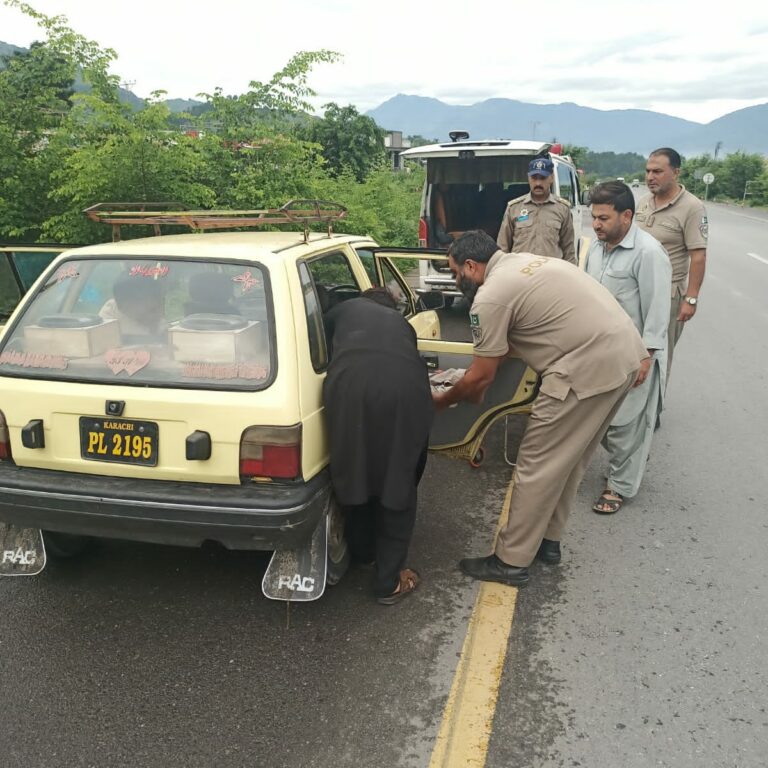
[0,256,274,390]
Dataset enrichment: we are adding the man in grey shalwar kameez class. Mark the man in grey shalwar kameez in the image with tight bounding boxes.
[584,181,672,514]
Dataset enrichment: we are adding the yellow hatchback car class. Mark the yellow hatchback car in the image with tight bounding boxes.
[0,209,448,596]
[0,205,538,599]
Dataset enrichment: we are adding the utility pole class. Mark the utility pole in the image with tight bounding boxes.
[714,141,723,160]
[531,121,541,140]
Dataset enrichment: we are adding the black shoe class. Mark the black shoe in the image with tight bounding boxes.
[536,539,561,565]
[459,554,530,586]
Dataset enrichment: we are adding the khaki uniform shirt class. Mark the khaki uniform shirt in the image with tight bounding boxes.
[496,193,576,264]
[470,251,647,401]
[635,185,708,296]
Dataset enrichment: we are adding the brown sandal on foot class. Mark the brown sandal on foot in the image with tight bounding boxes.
[377,568,421,605]
[592,489,624,514]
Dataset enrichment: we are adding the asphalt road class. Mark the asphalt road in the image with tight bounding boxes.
[1,199,767,768]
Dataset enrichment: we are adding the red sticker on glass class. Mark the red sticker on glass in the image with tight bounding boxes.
[55,265,79,283]
[105,349,151,376]
[129,264,170,278]
[232,271,260,294]
[183,362,268,380]
[0,350,68,369]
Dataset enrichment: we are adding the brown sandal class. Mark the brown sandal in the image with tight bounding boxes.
[592,489,624,514]
[377,568,421,605]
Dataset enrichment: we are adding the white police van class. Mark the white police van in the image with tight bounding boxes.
[400,133,586,303]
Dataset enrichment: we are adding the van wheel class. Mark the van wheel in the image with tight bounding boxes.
[326,498,350,586]
[43,531,93,558]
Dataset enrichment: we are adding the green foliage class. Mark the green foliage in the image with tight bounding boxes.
[4,0,120,99]
[314,165,425,247]
[196,50,340,138]
[680,151,767,204]
[298,103,386,181]
[560,144,589,169]
[0,4,428,247]
[406,134,438,148]
[42,95,216,242]
[577,150,646,181]
[0,40,77,239]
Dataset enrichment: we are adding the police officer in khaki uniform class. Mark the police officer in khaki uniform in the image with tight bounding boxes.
[433,231,648,586]
[636,147,708,378]
[497,157,577,264]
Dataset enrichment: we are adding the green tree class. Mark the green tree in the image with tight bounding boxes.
[42,94,215,242]
[719,151,764,200]
[316,165,425,247]
[0,42,77,240]
[196,50,340,139]
[300,103,386,181]
[4,1,120,100]
[560,144,589,170]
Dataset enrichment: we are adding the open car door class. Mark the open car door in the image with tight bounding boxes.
[370,248,540,463]
[0,245,78,330]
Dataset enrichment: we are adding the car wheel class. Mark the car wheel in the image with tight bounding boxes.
[42,531,93,558]
[469,447,485,469]
[326,497,350,586]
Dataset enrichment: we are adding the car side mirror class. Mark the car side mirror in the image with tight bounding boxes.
[416,289,445,311]
[581,190,591,205]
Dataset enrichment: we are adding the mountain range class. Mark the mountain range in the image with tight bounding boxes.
[366,95,768,157]
[3,40,766,156]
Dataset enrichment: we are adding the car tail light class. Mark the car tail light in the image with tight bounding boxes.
[239,425,301,480]
[0,411,12,461]
[418,217,428,248]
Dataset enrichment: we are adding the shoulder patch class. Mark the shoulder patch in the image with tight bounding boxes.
[700,214,709,239]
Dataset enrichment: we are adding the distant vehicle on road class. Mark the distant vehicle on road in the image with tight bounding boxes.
[616,176,625,182]
[631,179,640,188]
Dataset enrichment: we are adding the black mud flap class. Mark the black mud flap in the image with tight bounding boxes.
[0,524,47,576]
[262,512,328,602]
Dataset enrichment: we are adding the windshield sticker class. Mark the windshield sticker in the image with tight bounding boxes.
[233,270,261,294]
[129,264,170,278]
[0,350,68,370]
[56,265,80,283]
[183,362,268,380]
[105,349,151,376]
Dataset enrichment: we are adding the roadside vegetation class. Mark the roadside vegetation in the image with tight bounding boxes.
[1,2,765,249]
[566,144,768,207]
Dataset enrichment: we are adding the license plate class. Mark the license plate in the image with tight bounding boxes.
[79,417,159,466]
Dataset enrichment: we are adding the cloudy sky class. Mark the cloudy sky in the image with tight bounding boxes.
[1,0,766,125]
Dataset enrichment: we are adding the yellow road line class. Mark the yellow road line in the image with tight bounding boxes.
[429,480,519,768]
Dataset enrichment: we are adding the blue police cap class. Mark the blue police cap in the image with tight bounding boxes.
[528,157,554,176]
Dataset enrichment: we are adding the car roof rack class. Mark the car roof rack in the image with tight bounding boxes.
[83,200,348,243]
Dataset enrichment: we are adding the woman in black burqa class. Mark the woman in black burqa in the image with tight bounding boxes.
[323,288,434,604]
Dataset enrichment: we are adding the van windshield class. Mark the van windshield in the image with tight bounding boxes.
[0,257,273,390]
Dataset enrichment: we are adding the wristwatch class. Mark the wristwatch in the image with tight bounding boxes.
[683,296,698,306]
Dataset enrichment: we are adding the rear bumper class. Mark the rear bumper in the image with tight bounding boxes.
[423,275,462,296]
[0,463,330,551]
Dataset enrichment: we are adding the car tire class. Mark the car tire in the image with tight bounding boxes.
[326,497,350,586]
[42,531,93,558]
